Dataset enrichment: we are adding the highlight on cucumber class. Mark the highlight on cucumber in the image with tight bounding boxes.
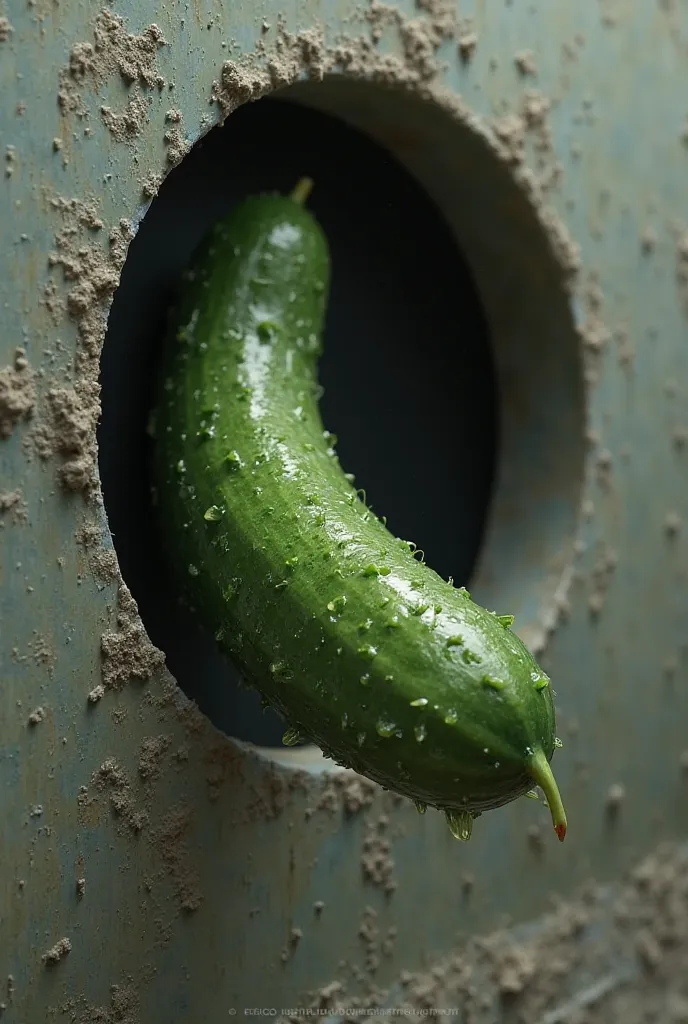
[151,175,568,846]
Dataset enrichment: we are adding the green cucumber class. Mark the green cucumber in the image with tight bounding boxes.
[153,179,567,843]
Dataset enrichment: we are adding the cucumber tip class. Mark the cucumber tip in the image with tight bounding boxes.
[290,177,314,205]
[528,747,567,845]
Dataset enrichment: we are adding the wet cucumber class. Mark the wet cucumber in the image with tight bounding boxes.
[153,179,567,843]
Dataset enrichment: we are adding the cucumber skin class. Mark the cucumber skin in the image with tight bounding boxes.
[153,192,558,816]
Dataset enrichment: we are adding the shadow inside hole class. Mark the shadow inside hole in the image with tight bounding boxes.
[98,95,497,747]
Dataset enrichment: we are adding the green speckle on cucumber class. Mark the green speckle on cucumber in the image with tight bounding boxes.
[153,178,567,844]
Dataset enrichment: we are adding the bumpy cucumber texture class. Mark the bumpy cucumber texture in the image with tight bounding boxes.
[152,179,567,843]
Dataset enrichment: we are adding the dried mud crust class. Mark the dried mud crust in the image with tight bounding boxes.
[0,348,36,439]
[100,582,166,690]
[57,9,166,122]
[24,198,134,493]
[0,488,28,526]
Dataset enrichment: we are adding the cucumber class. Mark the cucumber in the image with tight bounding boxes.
[152,179,567,843]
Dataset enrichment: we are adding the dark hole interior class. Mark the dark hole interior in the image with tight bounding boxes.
[98,94,497,746]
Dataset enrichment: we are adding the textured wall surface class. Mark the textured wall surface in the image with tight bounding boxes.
[2,1,688,1021]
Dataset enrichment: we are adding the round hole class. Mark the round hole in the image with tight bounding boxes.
[99,78,585,753]
[99,93,495,747]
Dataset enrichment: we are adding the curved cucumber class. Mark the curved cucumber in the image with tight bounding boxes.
[153,180,567,843]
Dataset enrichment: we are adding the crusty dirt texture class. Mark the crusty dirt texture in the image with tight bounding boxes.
[58,9,166,119]
[55,982,140,1024]
[86,757,149,834]
[100,583,165,690]
[0,349,36,439]
[0,488,27,525]
[42,937,72,965]
[29,197,134,493]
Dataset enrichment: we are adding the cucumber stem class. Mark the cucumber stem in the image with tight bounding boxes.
[529,748,567,842]
[290,177,314,205]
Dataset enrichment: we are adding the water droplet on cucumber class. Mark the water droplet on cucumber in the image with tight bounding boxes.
[225,450,243,469]
[204,505,224,522]
[445,808,473,841]
[362,563,391,577]
[481,675,506,691]
[282,727,302,747]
